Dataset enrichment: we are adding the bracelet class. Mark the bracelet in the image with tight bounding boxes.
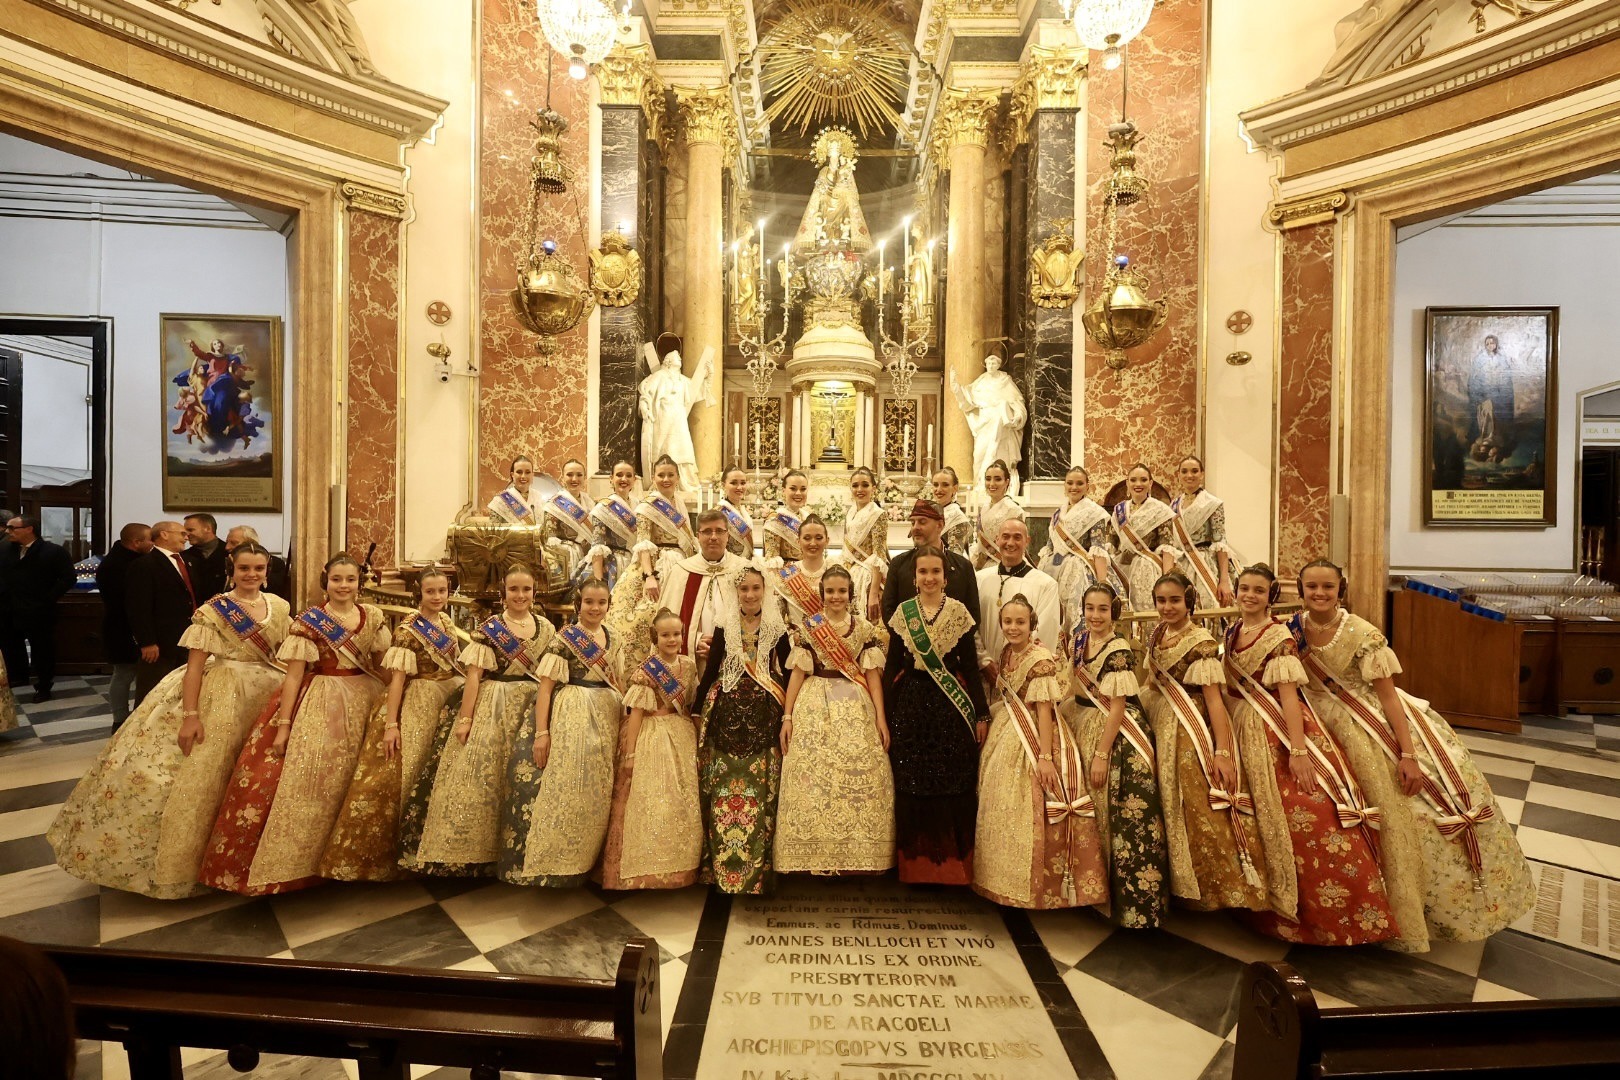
[1092,751,1108,762]
[271,718,291,728]
[384,723,400,732]
[1213,748,1232,759]
[1288,747,1309,758]
[182,709,200,718]
[456,715,474,725]
[1039,752,1053,762]
[1399,751,1417,761]
[535,731,551,740]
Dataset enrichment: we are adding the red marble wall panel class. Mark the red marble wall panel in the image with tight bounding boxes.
[1083,0,1203,491]
[345,207,401,568]
[1276,221,1335,577]
[478,0,591,499]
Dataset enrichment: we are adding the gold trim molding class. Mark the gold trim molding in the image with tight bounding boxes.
[931,85,1001,168]
[340,180,407,219]
[1007,45,1086,151]
[676,84,740,162]
[1268,190,1349,230]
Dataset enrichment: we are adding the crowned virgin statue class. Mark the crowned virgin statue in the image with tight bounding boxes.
[793,128,873,255]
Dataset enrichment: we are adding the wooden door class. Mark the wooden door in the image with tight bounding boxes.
[0,348,21,516]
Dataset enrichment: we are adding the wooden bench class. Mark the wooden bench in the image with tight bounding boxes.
[50,936,661,1079]
[1232,960,1620,1079]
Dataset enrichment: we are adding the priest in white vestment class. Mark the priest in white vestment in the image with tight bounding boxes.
[662,508,749,682]
[975,518,1062,683]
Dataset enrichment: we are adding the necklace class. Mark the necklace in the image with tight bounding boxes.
[1303,608,1343,636]
[919,595,946,624]
[1158,621,1193,647]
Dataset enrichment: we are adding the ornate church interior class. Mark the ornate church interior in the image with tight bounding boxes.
[3,1,1620,1078]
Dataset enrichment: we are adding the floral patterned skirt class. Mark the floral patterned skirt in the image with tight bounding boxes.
[775,676,894,874]
[500,683,619,886]
[699,678,783,895]
[1069,701,1170,928]
[1171,730,1271,913]
[597,711,702,889]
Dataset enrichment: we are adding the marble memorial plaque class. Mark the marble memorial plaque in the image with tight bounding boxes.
[697,879,1078,1080]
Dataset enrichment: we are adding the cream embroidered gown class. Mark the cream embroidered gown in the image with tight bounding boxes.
[970,496,1027,568]
[48,595,291,898]
[1038,498,1111,643]
[842,500,890,614]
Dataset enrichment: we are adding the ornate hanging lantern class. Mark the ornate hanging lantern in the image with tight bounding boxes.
[1071,0,1155,70]
[536,0,621,79]
[510,104,595,355]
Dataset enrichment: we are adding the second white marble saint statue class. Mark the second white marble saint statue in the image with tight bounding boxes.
[639,343,714,492]
[951,355,1028,497]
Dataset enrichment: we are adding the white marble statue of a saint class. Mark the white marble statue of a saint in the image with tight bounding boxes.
[639,343,714,492]
[950,355,1027,497]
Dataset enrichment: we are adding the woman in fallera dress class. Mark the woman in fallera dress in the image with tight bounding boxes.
[694,567,791,894]
[501,577,623,887]
[49,543,290,898]
[0,653,14,733]
[718,465,757,561]
[1223,563,1402,947]
[763,469,810,567]
[199,554,389,896]
[931,467,973,559]
[884,546,990,884]
[598,609,703,889]
[970,460,1026,571]
[1292,560,1533,944]
[589,460,640,595]
[776,566,894,874]
[542,458,595,591]
[1038,465,1113,643]
[974,595,1107,910]
[1064,584,1169,928]
[775,514,835,624]
[1168,456,1241,610]
[843,466,889,623]
[615,454,694,616]
[1142,573,1269,913]
[319,569,466,881]
[1110,463,1178,613]
[488,454,539,524]
[399,565,556,877]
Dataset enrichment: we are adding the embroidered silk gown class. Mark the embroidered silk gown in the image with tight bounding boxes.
[399,615,556,876]
[586,494,638,594]
[775,615,894,874]
[199,604,389,895]
[611,494,695,622]
[1297,613,1533,943]
[718,499,757,561]
[775,559,836,626]
[1142,626,1270,912]
[318,612,467,881]
[974,643,1107,910]
[598,654,703,889]
[1110,497,1177,612]
[1062,632,1170,928]
[1226,621,1401,947]
[1168,489,1241,610]
[970,496,1027,568]
[762,505,805,567]
[48,594,291,897]
[1038,498,1112,644]
[842,501,890,614]
[488,484,537,524]
[542,490,595,588]
[500,627,623,886]
[940,500,973,559]
[884,597,990,884]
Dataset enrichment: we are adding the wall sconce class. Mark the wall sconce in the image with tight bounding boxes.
[429,340,477,383]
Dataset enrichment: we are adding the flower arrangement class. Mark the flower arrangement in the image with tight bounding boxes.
[809,495,847,526]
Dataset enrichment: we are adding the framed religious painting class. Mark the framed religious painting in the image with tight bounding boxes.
[159,313,283,512]
[1423,306,1557,528]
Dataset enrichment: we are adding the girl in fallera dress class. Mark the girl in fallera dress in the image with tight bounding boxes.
[200,554,389,896]
[776,514,836,624]
[501,577,623,887]
[694,567,791,894]
[616,454,694,614]
[1292,560,1533,944]
[488,454,539,524]
[974,595,1107,910]
[1224,564,1402,947]
[1038,465,1114,643]
[776,566,894,874]
[598,609,703,889]
[843,466,889,623]
[1110,464,1178,613]
[319,569,466,881]
[589,460,640,595]
[542,458,595,590]
[1142,573,1269,913]
[0,653,14,733]
[884,546,990,884]
[1168,456,1241,610]
[399,565,556,876]
[718,465,758,561]
[931,467,973,559]
[49,543,290,898]
[763,469,810,567]
[1063,584,1169,928]
[970,459,1026,571]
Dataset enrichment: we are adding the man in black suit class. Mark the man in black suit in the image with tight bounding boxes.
[881,500,981,625]
[0,515,78,702]
[182,512,230,602]
[96,522,154,727]
[224,525,291,600]
[128,520,199,704]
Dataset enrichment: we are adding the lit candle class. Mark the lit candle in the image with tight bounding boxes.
[733,422,741,463]
[753,425,762,470]
[779,420,786,467]
[926,422,934,461]
[902,215,912,274]
[877,240,885,312]
[879,419,887,466]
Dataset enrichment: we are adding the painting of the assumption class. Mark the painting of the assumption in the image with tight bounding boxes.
[1423,307,1557,528]
[160,314,283,511]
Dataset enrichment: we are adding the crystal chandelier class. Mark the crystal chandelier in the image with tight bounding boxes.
[1071,0,1155,70]
[536,0,620,79]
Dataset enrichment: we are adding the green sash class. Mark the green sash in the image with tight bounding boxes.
[898,597,977,732]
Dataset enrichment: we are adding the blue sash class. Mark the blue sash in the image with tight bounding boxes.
[207,595,279,666]
[560,623,621,693]
[295,606,377,676]
[405,613,462,672]
[774,511,801,535]
[639,655,685,710]
[718,501,751,541]
[479,616,541,678]
[593,496,638,546]
[649,495,686,530]
[494,489,531,522]
[545,491,591,540]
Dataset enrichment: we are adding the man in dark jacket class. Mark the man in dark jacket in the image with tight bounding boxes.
[224,525,291,600]
[0,515,78,702]
[182,512,230,602]
[95,523,153,727]
[881,500,981,625]
[127,520,199,704]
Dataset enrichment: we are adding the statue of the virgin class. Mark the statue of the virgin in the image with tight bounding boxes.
[792,128,873,255]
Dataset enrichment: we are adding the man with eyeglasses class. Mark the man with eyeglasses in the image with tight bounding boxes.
[0,516,77,703]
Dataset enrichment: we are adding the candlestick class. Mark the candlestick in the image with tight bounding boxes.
[877,241,886,312]
[753,425,762,471]
[733,422,741,463]
[926,422,934,464]
[879,419,887,469]
[779,420,786,468]
[902,215,911,275]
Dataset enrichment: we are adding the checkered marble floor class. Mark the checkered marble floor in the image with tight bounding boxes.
[3,678,1618,1080]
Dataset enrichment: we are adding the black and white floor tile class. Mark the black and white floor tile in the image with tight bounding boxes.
[2,680,1617,1080]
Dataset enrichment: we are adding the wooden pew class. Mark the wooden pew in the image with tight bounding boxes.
[1232,960,1620,1080]
[51,937,661,1080]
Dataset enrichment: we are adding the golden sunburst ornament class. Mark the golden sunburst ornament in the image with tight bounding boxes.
[757,0,909,138]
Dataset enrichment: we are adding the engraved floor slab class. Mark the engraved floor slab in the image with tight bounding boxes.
[696,879,1080,1080]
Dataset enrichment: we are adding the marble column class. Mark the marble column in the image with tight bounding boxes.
[1277,218,1337,578]
[937,87,1000,485]
[676,86,736,482]
[596,45,664,473]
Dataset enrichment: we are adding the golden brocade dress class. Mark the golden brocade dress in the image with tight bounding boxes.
[1038,498,1111,644]
[0,652,14,732]
[318,613,467,881]
[611,495,694,637]
[1110,497,1177,612]
[774,616,895,874]
[586,494,638,594]
[970,496,1027,568]
[974,644,1107,910]
[1296,612,1533,943]
[940,501,973,559]
[48,595,290,898]
[598,654,703,889]
[842,501,890,614]
[199,604,389,896]
[500,629,623,887]
[399,616,556,876]
[1142,626,1270,912]
[762,505,805,567]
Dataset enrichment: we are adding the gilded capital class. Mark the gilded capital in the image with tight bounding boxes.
[598,43,665,145]
[676,85,740,163]
[1267,190,1349,230]
[1008,46,1086,150]
[931,86,1001,165]
[339,180,406,219]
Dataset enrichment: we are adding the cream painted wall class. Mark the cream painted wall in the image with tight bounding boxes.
[1389,223,1617,571]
